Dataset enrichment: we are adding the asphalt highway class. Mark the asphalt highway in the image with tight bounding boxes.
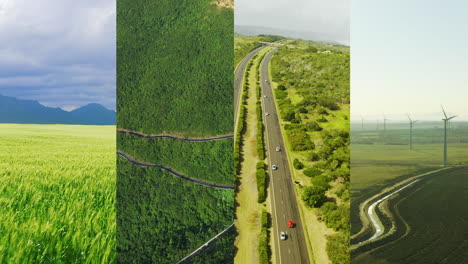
[234,46,265,123]
[260,48,311,264]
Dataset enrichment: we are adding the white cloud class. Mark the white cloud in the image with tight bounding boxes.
[0,0,115,110]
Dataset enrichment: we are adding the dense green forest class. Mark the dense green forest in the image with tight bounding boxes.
[118,0,233,137]
[118,133,234,185]
[271,40,350,264]
[117,157,234,263]
[117,1,234,262]
[189,230,235,264]
[234,35,284,66]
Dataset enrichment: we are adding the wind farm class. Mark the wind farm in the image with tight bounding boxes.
[351,108,468,263]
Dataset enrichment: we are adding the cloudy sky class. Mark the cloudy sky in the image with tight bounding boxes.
[352,0,468,121]
[0,0,115,111]
[235,0,349,44]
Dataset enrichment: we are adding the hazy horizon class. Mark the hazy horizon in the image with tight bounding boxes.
[352,0,468,121]
[235,0,349,44]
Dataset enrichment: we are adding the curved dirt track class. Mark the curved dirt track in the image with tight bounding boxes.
[117,128,234,142]
[117,151,234,190]
[352,167,450,250]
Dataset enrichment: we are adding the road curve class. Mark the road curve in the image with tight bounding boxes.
[260,48,311,264]
[117,151,234,190]
[364,179,421,242]
[117,128,233,142]
[176,223,235,264]
[234,46,267,123]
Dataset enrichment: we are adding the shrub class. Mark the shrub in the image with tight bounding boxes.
[287,130,315,151]
[293,159,304,170]
[256,169,268,203]
[305,121,322,132]
[303,167,321,177]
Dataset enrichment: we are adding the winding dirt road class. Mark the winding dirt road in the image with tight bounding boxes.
[117,151,234,190]
[117,128,233,142]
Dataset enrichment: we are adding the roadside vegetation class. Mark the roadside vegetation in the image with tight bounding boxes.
[234,35,284,66]
[234,45,272,263]
[0,124,115,263]
[258,210,272,264]
[270,39,350,264]
[118,0,233,137]
[118,157,234,264]
[118,133,234,185]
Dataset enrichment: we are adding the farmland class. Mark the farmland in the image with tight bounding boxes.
[352,166,468,264]
[350,124,468,236]
[270,39,350,264]
[117,0,233,137]
[0,124,115,263]
[117,0,234,262]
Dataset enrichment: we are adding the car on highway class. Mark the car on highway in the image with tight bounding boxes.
[272,165,278,170]
[276,146,281,152]
[264,95,267,98]
[280,232,287,240]
[288,220,295,228]
[265,112,270,116]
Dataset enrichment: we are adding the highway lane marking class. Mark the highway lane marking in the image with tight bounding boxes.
[260,51,282,264]
[262,48,309,263]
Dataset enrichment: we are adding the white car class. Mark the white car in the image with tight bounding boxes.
[280,232,287,240]
[272,165,278,170]
[276,147,281,152]
[265,112,270,116]
[264,95,267,98]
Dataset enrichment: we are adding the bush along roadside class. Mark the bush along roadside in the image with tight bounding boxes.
[258,209,272,264]
[234,55,258,175]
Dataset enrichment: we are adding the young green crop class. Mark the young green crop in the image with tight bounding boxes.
[0,124,115,263]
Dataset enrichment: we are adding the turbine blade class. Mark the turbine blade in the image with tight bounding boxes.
[441,105,448,119]
[447,116,457,121]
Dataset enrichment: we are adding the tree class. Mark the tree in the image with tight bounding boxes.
[302,186,327,208]
[293,158,304,170]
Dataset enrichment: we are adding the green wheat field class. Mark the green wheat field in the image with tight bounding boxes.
[0,124,115,263]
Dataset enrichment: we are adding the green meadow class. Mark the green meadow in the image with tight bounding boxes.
[0,124,115,263]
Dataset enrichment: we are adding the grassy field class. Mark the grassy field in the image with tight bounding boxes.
[270,40,350,264]
[0,124,115,263]
[118,0,233,137]
[351,125,468,235]
[117,133,234,185]
[353,166,468,264]
[117,157,234,263]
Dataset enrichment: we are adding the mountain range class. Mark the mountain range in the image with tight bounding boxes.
[0,95,115,125]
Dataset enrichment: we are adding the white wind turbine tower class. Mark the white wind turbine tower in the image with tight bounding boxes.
[441,105,456,167]
[383,114,390,133]
[407,114,418,150]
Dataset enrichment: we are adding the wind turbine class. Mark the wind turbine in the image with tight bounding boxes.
[383,114,390,133]
[441,105,456,167]
[361,115,364,130]
[407,114,418,150]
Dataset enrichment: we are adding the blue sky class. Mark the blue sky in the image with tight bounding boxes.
[352,0,468,121]
[0,0,115,110]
